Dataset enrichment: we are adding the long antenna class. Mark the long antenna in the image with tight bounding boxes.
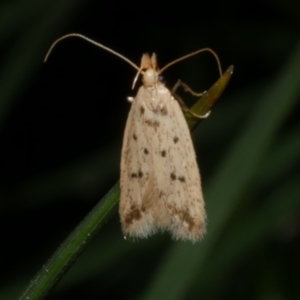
[44,33,140,71]
[160,48,223,77]
[44,33,223,82]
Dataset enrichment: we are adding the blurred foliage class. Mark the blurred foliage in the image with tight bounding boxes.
[0,0,300,300]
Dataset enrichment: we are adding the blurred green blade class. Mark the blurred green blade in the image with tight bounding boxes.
[197,174,300,298]
[256,123,300,190]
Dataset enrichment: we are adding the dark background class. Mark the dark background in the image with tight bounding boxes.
[1,0,300,299]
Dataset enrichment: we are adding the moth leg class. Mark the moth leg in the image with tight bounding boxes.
[172,79,205,97]
[171,80,210,119]
[189,110,210,119]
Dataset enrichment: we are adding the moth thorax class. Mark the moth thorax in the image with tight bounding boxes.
[143,68,159,87]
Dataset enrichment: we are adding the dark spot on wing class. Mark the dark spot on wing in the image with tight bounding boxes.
[145,119,160,129]
[173,136,179,143]
[171,207,195,230]
[140,106,145,115]
[180,210,195,229]
[153,106,168,116]
[144,148,149,155]
[161,150,166,157]
[131,173,137,178]
[178,176,186,183]
[170,172,176,180]
[125,206,142,225]
[138,170,143,178]
[133,134,137,140]
[160,106,168,115]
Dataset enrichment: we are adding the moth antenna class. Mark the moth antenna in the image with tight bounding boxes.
[44,33,140,71]
[160,48,223,77]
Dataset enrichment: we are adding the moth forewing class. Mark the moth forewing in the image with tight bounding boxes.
[119,56,206,243]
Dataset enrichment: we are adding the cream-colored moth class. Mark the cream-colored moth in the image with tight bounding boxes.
[45,34,222,243]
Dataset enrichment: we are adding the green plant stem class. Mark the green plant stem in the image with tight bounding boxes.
[19,183,119,300]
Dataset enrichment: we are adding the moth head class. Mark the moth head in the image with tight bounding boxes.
[132,53,161,89]
[142,67,159,87]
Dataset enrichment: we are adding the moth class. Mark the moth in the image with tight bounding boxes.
[45,34,223,243]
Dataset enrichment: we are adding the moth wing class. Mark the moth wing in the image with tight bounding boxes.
[150,92,206,242]
[120,85,206,242]
[120,87,157,238]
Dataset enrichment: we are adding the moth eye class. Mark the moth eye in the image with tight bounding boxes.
[158,75,165,83]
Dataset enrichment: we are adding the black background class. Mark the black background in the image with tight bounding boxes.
[1,0,300,299]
